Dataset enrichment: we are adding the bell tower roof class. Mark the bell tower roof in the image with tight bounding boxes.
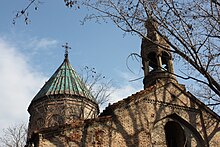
[31,46,96,103]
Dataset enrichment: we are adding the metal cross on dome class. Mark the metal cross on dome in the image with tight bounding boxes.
[62,42,71,59]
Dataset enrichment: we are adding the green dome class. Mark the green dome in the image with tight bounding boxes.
[32,57,96,103]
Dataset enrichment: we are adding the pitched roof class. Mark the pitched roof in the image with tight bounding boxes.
[99,85,156,117]
[100,82,220,121]
[32,57,96,103]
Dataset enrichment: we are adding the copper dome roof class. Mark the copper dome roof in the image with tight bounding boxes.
[32,57,96,103]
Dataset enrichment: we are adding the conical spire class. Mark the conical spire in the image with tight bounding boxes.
[31,46,96,103]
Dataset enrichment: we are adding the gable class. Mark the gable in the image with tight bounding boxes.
[98,81,220,146]
[102,81,219,122]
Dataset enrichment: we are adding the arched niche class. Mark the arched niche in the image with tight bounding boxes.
[47,114,64,127]
[36,118,45,129]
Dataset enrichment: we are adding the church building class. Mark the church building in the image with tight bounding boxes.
[26,19,220,147]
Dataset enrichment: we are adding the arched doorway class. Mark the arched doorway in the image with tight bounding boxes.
[151,114,205,146]
[165,121,186,147]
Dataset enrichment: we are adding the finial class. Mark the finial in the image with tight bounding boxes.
[62,42,71,59]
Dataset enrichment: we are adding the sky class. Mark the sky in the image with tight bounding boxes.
[0,0,198,137]
[0,0,144,135]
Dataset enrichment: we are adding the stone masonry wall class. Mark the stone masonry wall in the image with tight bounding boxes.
[34,83,220,147]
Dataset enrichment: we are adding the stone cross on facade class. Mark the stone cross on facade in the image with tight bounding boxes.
[62,42,71,59]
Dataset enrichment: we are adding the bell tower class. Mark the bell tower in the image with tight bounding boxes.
[141,18,176,89]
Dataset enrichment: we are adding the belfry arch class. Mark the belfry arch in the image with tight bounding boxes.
[148,51,158,72]
[161,51,172,73]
